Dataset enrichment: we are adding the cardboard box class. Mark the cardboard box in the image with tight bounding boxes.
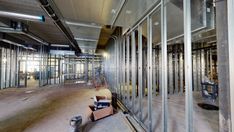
[93,96,111,109]
[89,105,113,121]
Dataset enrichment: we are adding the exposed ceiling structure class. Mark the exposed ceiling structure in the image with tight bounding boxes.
[52,0,124,54]
[97,26,116,49]
[0,0,69,45]
[0,0,214,54]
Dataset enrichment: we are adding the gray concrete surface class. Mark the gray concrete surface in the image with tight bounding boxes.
[0,84,132,132]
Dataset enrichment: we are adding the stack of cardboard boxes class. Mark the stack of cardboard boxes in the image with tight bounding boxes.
[89,96,113,121]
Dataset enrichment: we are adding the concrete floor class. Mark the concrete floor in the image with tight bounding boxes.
[124,92,219,132]
[0,84,133,132]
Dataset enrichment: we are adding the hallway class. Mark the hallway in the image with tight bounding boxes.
[0,0,234,131]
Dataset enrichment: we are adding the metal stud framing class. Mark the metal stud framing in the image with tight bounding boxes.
[209,49,213,80]
[183,0,193,131]
[196,51,201,90]
[201,49,205,82]
[147,16,153,131]
[193,51,197,91]
[161,0,168,131]
[138,25,143,121]
[131,31,136,112]
[168,52,173,94]
[174,46,179,94]
[152,49,157,95]
[100,0,223,131]
[179,51,184,94]
[126,35,130,107]
[123,36,126,104]
[228,0,234,131]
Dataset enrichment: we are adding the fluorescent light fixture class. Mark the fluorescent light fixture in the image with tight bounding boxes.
[75,38,98,42]
[154,22,159,26]
[126,10,132,14]
[0,10,45,22]
[91,23,97,26]
[65,21,102,29]
[50,50,75,55]
[2,58,7,63]
[103,52,108,58]
[111,9,116,14]
[51,44,70,48]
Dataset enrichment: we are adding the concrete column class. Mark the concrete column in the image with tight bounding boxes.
[216,1,232,132]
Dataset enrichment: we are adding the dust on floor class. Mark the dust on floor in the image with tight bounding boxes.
[0,84,132,132]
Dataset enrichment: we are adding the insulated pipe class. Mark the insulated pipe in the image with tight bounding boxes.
[0,10,45,22]
[39,0,81,53]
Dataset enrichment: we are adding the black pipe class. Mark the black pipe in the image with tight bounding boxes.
[39,0,81,53]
